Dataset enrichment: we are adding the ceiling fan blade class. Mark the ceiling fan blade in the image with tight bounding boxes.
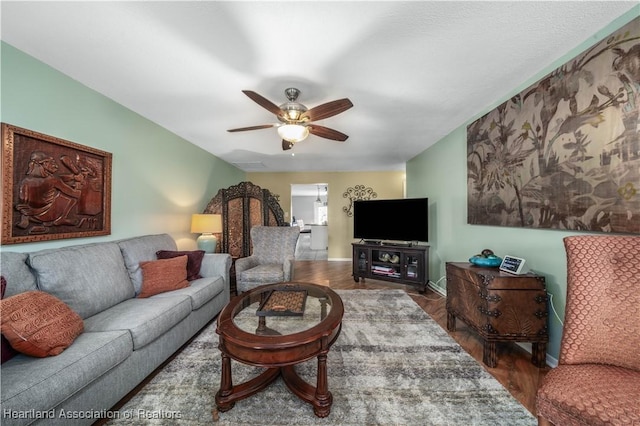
[282,140,294,151]
[301,98,353,122]
[242,90,283,116]
[308,125,349,141]
[227,124,277,132]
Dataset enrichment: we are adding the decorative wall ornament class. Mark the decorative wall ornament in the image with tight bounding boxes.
[343,185,377,216]
[467,17,640,234]
[2,123,112,244]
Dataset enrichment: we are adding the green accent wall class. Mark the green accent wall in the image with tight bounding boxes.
[406,6,639,362]
[1,42,245,252]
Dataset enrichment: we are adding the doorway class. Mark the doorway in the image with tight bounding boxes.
[291,184,328,260]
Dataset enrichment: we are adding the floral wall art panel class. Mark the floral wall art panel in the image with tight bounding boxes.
[467,16,640,234]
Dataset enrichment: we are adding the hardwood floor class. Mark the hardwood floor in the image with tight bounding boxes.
[294,260,549,417]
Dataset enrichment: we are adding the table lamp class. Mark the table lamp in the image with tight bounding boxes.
[191,214,222,253]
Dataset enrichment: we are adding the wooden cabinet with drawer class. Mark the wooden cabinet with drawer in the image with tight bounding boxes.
[445,262,548,368]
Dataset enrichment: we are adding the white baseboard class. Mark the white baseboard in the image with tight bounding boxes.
[328,258,351,261]
[427,281,446,297]
[515,343,558,368]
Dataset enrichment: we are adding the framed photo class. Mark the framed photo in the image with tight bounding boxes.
[1,123,112,244]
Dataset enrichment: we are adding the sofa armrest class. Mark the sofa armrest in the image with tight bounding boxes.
[235,256,258,276]
[200,253,232,292]
[284,255,295,281]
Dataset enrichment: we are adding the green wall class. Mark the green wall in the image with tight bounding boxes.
[1,42,245,252]
[406,6,639,363]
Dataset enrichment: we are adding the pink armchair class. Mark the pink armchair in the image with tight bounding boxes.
[536,235,640,425]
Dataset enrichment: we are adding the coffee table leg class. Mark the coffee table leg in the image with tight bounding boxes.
[319,297,328,320]
[313,353,332,417]
[256,315,267,333]
[215,353,235,412]
[256,293,268,333]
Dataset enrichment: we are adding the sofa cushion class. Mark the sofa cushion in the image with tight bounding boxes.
[1,276,18,364]
[152,276,225,310]
[138,256,190,298]
[118,234,177,295]
[28,242,135,319]
[156,250,205,281]
[238,263,285,284]
[83,295,191,350]
[0,252,38,297]
[0,330,132,415]
[1,291,84,357]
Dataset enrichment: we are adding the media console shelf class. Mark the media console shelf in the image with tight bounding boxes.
[352,242,429,293]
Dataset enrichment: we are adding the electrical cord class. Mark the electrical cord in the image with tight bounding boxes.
[422,276,446,301]
[433,275,446,287]
[547,292,564,326]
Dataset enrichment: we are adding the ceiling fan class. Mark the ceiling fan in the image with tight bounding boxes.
[227,88,353,151]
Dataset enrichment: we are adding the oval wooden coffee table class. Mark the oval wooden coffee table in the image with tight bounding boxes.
[214,282,344,418]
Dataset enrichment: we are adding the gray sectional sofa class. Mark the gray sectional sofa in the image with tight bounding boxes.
[0,234,232,426]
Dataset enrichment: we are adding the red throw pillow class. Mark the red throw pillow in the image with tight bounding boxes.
[0,290,84,357]
[1,276,19,363]
[138,255,190,298]
[156,250,205,281]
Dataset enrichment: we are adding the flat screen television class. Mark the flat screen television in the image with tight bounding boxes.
[353,198,428,243]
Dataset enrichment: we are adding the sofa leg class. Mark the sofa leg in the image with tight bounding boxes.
[538,416,553,426]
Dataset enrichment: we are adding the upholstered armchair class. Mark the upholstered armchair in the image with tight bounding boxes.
[536,235,640,426]
[235,226,301,293]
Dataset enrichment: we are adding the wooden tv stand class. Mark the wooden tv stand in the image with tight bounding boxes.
[352,242,429,293]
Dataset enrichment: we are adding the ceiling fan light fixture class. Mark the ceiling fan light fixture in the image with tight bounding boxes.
[287,109,301,121]
[279,102,307,121]
[228,88,352,150]
[278,124,309,143]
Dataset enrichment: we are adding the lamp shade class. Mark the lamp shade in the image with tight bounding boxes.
[191,214,222,253]
[190,214,222,234]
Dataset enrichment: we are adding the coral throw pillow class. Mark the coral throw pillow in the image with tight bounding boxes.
[1,276,19,363]
[138,255,190,298]
[0,290,84,357]
[156,250,205,281]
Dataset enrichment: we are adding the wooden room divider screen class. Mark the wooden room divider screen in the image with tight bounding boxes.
[203,181,287,258]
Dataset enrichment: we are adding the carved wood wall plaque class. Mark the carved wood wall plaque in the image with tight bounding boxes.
[2,123,112,244]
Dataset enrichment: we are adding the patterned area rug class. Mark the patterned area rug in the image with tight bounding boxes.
[108,290,535,425]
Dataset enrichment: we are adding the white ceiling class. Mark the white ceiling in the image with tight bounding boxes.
[1,1,636,173]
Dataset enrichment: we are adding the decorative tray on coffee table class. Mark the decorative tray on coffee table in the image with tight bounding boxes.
[256,289,308,317]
